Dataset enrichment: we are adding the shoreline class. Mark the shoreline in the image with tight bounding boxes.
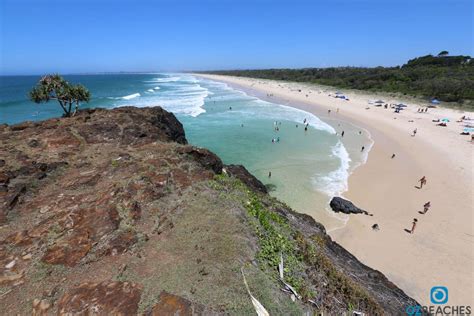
[194,74,473,306]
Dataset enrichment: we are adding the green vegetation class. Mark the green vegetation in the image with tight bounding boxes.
[211,174,384,313]
[205,53,474,108]
[29,74,91,117]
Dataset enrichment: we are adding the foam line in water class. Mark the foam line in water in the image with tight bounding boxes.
[143,76,180,83]
[312,141,351,197]
[121,93,141,100]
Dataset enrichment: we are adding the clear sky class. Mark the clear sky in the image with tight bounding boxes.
[0,0,472,75]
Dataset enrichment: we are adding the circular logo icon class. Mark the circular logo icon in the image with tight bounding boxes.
[430,286,448,304]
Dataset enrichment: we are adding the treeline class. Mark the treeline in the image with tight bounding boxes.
[204,54,474,106]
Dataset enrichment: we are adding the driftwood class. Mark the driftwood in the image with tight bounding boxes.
[241,267,270,316]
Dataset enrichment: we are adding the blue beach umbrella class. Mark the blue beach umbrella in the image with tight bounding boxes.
[441,118,450,122]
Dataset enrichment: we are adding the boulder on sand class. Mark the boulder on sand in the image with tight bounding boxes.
[329,197,371,215]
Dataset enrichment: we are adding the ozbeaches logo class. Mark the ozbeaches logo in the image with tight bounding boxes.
[406,286,472,315]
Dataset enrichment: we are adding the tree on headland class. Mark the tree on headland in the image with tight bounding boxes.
[438,50,449,57]
[29,74,91,117]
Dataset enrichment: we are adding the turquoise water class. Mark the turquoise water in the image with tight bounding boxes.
[0,73,371,228]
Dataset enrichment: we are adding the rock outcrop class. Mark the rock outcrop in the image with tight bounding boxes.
[225,164,268,193]
[0,107,420,315]
[330,196,371,215]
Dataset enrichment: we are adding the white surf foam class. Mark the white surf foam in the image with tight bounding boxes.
[118,76,208,117]
[312,141,351,197]
[121,93,141,100]
[143,76,180,83]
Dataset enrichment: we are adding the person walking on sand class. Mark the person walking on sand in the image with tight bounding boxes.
[422,201,431,214]
[410,218,418,234]
[361,146,365,152]
[412,128,417,136]
[268,171,272,178]
[341,131,345,137]
[391,153,396,159]
[419,176,427,188]
[328,109,331,115]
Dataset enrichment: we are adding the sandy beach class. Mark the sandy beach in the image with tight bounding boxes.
[196,74,473,306]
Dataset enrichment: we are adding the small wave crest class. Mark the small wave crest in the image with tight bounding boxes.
[312,141,351,197]
[121,93,141,100]
[143,76,180,83]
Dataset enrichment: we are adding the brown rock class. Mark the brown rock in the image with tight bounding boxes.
[42,230,92,266]
[57,280,142,315]
[146,291,205,316]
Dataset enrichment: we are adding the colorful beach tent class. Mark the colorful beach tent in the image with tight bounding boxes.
[441,118,450,122]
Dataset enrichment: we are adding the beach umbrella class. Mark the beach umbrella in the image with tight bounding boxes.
[431,99,440,104]
[375,100,384,104]
[441,118,450,122]
[397,103,407,107]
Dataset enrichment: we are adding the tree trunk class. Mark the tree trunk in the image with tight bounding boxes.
[58,100,68,116]
[73,101,79,116]
[67,101,72,117]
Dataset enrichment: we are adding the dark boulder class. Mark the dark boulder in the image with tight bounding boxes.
[329,197,370,215]
[225,164,268,193]
[178,146,223,174]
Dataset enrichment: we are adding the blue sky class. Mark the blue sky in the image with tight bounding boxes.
[0,0,472,75]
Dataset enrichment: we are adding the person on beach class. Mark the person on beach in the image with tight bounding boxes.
[372,224,380,231]
[277,137,280,142]
[304,126,308,132]
[410,218,418,234]
[361,146,365,152]
[268,171,271,178]
[422,201,431,214]
[412,128,417,136]
[328,109,331,115]
[303,118,307,124]
[391,153,396,159]
[419,176,427,188]
[341,131,345,137]
[229,106,232,110]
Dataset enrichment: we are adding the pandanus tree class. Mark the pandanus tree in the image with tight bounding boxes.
[29,74,91,117]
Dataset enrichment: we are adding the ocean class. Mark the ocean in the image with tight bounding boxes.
[0,73,372,230]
